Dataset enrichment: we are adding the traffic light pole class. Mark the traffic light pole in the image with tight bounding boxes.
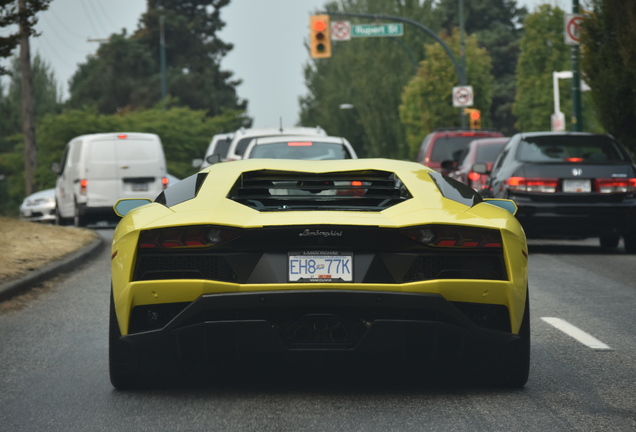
[318,10,467,87]
[571,0,582,131]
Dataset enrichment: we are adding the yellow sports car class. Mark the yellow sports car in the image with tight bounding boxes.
[109,158,529,389]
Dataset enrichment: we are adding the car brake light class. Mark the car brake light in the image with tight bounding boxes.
[335,180,366,196]
[401,225,502,248]
[138,226,242,249]
[79,179,88,195]
[287,142,313,146]
[468,172,481,182]
[117,134,127,139]
[595,178,636,193]
[506,177,558,193]
[161,176,169,189]
[565,157,583,163]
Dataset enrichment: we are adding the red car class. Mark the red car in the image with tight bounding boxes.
[451,137,509,191]
[415,129,504,173]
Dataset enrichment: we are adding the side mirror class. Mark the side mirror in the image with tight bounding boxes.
[483,198,517,215]
[51,162,61,175]
[205,154,221,165]
[114,198,152,217]
[472,162,489,175]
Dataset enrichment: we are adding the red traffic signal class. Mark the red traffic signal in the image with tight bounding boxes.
[309,15,331,59]
[465,108,482,130]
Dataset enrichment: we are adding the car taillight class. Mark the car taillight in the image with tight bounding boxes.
[506,177,558,193]
[287,142,313,146]
[335,180,367,196]
[401,225,502,248]
[468,171,481,182]
[138,226,242,249]
[595,178,636,193]
[79,179,88,195]
[161,176,169,190]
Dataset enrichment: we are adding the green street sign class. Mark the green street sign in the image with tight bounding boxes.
[351,23,404,38]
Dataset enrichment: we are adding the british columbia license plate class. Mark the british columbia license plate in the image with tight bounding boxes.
[563,179,591,193]
[288,252,353,282]
[132,183,149,192]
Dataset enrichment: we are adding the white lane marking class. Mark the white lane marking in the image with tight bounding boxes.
[541,317,612,350]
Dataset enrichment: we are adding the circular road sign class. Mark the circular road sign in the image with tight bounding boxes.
[452,86,473,107]
[331,21,351,41]
[565,14,584,45]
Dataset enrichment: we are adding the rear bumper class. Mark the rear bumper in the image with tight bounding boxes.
[120,290,517,366]
[514,199,636,238]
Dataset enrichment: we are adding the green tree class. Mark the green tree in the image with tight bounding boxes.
[435,0,528,135]
[0,0,51,75]
[299,0,439,159]
[67,0,247,118]
[0,53,61,215]
[513,5,571,131]
[399,29,494,157]
[581,0,636,154]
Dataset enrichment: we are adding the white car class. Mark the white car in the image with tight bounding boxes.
[243,135,358,160]
[224,126,328,162]
[19,188,56,223]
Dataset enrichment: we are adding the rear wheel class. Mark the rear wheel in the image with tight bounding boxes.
[73,201,87,227]
[481,289,530,388]
[600,235,620,249]
[109,289,141,390]
[624,232,636,254]
[55,202,68,226]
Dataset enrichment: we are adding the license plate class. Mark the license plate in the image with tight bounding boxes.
[132,183,149,192]
[563,179,591,193]
[288,252,353,282]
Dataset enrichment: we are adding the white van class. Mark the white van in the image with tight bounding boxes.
[196,132,233,169]
[52,132,168,226]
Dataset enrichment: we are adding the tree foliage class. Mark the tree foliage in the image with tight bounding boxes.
[67,0,247,119]
[433,0,527,135]
[399,29,494,157]
[581,0,636,154]
[0,0,52,75]
[299,0,439,159]
[513,5,571,131]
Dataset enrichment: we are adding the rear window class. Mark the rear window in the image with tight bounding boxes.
[248,141,352,160]
[430,136,484,162]
[475,142,506,162]
[518,135,627,163]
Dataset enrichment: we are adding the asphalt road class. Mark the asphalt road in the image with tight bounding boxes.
[1,230,635,431]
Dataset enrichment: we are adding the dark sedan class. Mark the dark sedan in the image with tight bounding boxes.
[477,132,636,252]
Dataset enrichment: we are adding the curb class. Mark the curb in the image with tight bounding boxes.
[0,236,105,303]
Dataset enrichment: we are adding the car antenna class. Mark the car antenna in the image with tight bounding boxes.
[279,117,283,133]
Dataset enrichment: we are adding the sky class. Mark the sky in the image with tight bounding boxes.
[1,0,562,128]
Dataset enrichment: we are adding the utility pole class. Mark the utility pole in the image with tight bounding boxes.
[19,0,37,195]
[459,0,467,129]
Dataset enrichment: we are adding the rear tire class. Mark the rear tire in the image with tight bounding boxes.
[109,289,141,390]
[482,289,530,388]
[74,201,87,227]
[600,235,620,249]
[624,232,636,254]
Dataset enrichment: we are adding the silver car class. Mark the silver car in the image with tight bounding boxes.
[19,188,56,223]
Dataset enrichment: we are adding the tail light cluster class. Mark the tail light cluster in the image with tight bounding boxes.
[79,179,88,195]
[161,177,169,190]
[138,226,242,249]
[401,225,502,248]
[506,177,636,194]
[335,180,367,197]
[596,178,636,193]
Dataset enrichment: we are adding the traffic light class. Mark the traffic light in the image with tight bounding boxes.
[309,15,331,59]
[465,108,481,130]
